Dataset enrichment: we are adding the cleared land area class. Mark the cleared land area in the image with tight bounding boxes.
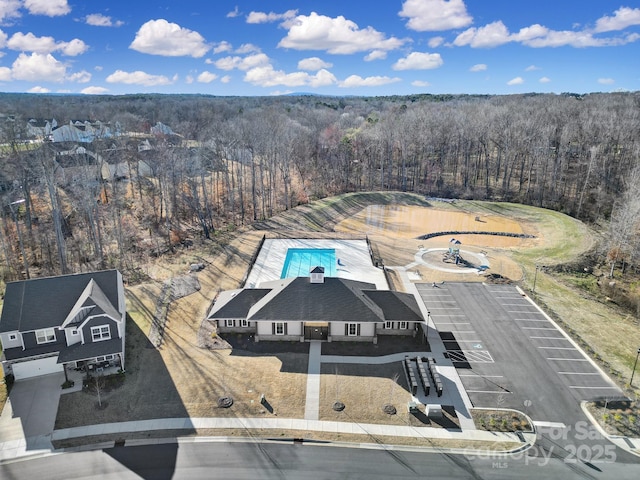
[52,192,637,439]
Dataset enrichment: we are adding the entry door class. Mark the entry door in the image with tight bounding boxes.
[305,326,328,340]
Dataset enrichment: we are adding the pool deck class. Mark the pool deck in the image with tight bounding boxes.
[246,239,388,289]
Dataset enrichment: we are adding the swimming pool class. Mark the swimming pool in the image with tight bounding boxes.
[280,248,337,278]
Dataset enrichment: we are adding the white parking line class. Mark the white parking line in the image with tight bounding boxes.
[529,336,569,340]
[507,309,542,313]
[514,318,549,322]
[557,372,601,375]
[537,346,577,350]
[466,390,513,394]
[533,421,567,429]
[522,327,557,330]
[569,386,620,390]
[547,358,590,362]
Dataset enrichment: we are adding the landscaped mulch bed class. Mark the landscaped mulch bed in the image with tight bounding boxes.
[321,334,427,356]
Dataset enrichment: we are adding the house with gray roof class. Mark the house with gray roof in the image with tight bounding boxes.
[208,268,424,342]
[0,270,126,380]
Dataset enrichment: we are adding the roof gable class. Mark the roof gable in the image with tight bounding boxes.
[363,291,424,321]
[0,270,121,333]
[248,277,384,323]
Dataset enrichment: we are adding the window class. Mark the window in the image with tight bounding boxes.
[274,322,285,335]
[91,325,111,342]
[70,328,79,335]
[347,323,359,336]
[225,319,235,327]
[400,321,408,329]
[241,319,249,328]
[36,328,56,344]
[8,333,17,341]
[384,321,393,329]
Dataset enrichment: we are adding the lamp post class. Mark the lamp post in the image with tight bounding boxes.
[8,199,30,279]
[532,265,539,293]
[630,347,640,387]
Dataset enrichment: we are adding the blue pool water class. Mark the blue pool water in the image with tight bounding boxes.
[280,248,337,278]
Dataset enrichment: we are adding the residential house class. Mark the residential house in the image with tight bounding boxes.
[0,270,126,380]
[208,267,424,342]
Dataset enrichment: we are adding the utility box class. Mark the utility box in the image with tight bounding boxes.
[426,404,443,419]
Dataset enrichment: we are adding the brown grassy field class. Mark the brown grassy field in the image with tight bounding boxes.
[56,192,629,439]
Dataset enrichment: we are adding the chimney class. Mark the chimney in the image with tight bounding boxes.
[309,266,325,284]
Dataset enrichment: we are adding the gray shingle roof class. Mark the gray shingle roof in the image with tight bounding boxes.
[363,291,424,321]
[208,289,271,319]
[0,270,120,333]
[57,338,122,364]
[248,277,385,323]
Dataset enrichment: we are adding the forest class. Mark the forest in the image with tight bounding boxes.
[0,91,638,282]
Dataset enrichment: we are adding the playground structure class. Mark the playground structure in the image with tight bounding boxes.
[443,238,462,265]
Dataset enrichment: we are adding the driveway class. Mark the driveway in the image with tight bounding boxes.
[0,372,65,453]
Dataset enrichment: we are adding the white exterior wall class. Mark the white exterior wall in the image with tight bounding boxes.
[255,321,303,340]
[64,327,82,346]
[0,331,23,349]
[329,322,376,342]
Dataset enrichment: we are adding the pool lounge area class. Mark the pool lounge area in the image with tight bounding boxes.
[245,238,388,289]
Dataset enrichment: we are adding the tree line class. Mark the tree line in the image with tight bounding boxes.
[0,91,638,281]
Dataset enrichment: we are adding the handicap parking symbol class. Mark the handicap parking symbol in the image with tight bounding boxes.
[472,343,483,349]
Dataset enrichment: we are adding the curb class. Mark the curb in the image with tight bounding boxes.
[580,401,640,458]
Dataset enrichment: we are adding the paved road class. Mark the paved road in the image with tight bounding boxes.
[1,441,638,480]
[415,282,635,464]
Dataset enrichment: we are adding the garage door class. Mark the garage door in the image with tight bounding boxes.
[12,356,63,380]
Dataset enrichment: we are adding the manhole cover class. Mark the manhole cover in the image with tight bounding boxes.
[218,396,234,408]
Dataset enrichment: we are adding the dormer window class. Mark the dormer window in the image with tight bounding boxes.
[91,325,110,342]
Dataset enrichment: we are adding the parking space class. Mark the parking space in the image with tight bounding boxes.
[416,282,625,425]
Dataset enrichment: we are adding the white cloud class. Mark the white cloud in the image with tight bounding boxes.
[81,86,109,95]
[339,75,401,87]
[244,65,337,88]
[412,80,431,87]
[298,57,332,71]
[227,6,241,18]
[66,70,91,83]
[246,10,297,24]
[197,71,218,83]
[85,14,123,27]
[278,12,406,54]
[469,63,487,72]
[539,76,551,83]
[598,77,615,85]
[0,0,21,24]
[507,76,524,85]
[24,0,69,17]
[525,65,540,71]
[364,50,387,61]
[7,32,88,56]
[428,36,445,48]
[212,41,232,54]
[106,70,175,86]
[214,53,270,71]
[185,75,194,84]
[235,43,260,54]
[0,66,12,81]
[27,85,50,93]
[130,19,209,57]
[454,21,511,48]
[453,18,640,48]
[393,51,443,70]
[220,75,231,83]
[11,52,66,82]
[595,7,640,33]
[399,0,472,32]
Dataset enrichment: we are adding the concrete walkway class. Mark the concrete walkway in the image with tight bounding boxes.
[304,341,322,420]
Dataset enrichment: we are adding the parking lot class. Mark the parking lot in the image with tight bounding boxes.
[416,282,624,425]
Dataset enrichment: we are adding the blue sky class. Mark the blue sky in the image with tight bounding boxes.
[0,0,638,96]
